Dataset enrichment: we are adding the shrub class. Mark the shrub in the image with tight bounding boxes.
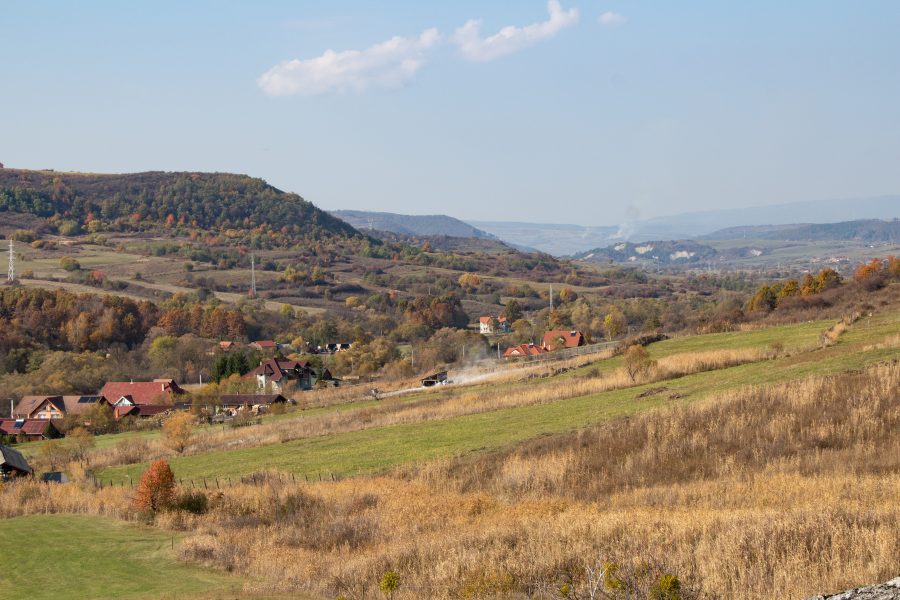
[133,459,176,514]
[175,490,208,515]
[379,570,400,599]
[59,256,81,271]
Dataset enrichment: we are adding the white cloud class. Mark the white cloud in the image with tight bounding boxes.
[258,28,441,96]
[452,0,579,62]
[598,11,627,27]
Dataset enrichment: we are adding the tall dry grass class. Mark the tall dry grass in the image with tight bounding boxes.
[6,361,895,599]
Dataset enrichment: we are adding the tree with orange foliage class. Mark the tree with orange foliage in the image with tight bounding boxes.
[853,258,883,282]
[133,459,176,514]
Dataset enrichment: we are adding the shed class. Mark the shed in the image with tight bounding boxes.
[0,444,33,480]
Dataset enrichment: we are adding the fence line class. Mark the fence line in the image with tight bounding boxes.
[93,469,343,490]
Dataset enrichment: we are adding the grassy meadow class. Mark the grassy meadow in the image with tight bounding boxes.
[2,307,898,599]
[0,514,244,600]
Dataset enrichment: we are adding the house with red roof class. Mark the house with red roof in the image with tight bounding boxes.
[249,340,279,356]
[503,343,548,358]
[243,359,315,394]
[478,316,510,335]
[0,419,62,441]
[99,379,187,407]
[541,330,586,351]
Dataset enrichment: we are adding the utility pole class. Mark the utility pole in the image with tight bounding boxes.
[250,253,257,298]
[7,239,14,283]
[549,284,553,310]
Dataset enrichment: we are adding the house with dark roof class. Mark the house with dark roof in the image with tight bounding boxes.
[541,330,586,351]
[99,379,187,407]
[113,405,173,420]
[14,395,109,420]
[0,419,62,441]
[503,343,547,358]
[243,359,315,394]
[1,445,33,480]
[219,394,289,412]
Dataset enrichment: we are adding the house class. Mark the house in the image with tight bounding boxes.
[113,404,173,420]
[249,340,279,355]
[219,394,289,412]
[13,395,109,420]
[0,445,32,480]
[0,419,62,441]
[503,343,547,358]
[100,379,187,407]
[217,341,243,352]
[243,359,316,393]
[541,330,586,351]
[478,316,510,335]
[316,343,352,354]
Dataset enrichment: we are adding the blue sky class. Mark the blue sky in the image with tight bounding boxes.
[2,1,899,225]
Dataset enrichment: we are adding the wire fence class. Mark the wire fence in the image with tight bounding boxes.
[93,469,344,490]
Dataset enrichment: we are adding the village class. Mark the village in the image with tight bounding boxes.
[0,318,592,481]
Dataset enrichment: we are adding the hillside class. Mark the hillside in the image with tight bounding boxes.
[0,168,360,239]
[331,210,496,239]
[704,219,900,242]
[470,197,900,255]
[631,195,900,240]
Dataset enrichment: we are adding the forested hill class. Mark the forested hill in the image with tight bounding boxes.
[0,169,360,239]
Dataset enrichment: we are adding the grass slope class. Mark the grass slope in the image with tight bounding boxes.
[99,313,899,484]
[0,514,239,600]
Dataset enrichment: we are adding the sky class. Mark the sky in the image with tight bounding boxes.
[2,1,899,226]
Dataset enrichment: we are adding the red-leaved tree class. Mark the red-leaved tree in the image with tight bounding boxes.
[133,459,176,514]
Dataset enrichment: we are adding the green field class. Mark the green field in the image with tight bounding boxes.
[98,312,900,484]
[0,514,241,600]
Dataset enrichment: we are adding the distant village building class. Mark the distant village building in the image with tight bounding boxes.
[479,316,509,335]
[100,379,187,407]
[0,419,62,441]
[249,340,279,355]
[541,330,586,351]
[243,359,316,394]
[0,444,32,480]
[14,395,109,420]
[503,343,547,358]
[219,394,290,413]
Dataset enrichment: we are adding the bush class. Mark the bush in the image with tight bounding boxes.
[175,490,208,515]
[59,256,81,271]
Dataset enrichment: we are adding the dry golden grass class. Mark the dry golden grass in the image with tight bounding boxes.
[5,361,895,599]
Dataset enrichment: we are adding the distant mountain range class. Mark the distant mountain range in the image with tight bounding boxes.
[469,196,899,255]
[703,219,899,243]
[572,219,900,269]
[330,210,497,240]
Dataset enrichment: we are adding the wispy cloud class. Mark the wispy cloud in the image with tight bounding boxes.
[598,11,627,27]
[258,28,441,96]
[452,0,579,62]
